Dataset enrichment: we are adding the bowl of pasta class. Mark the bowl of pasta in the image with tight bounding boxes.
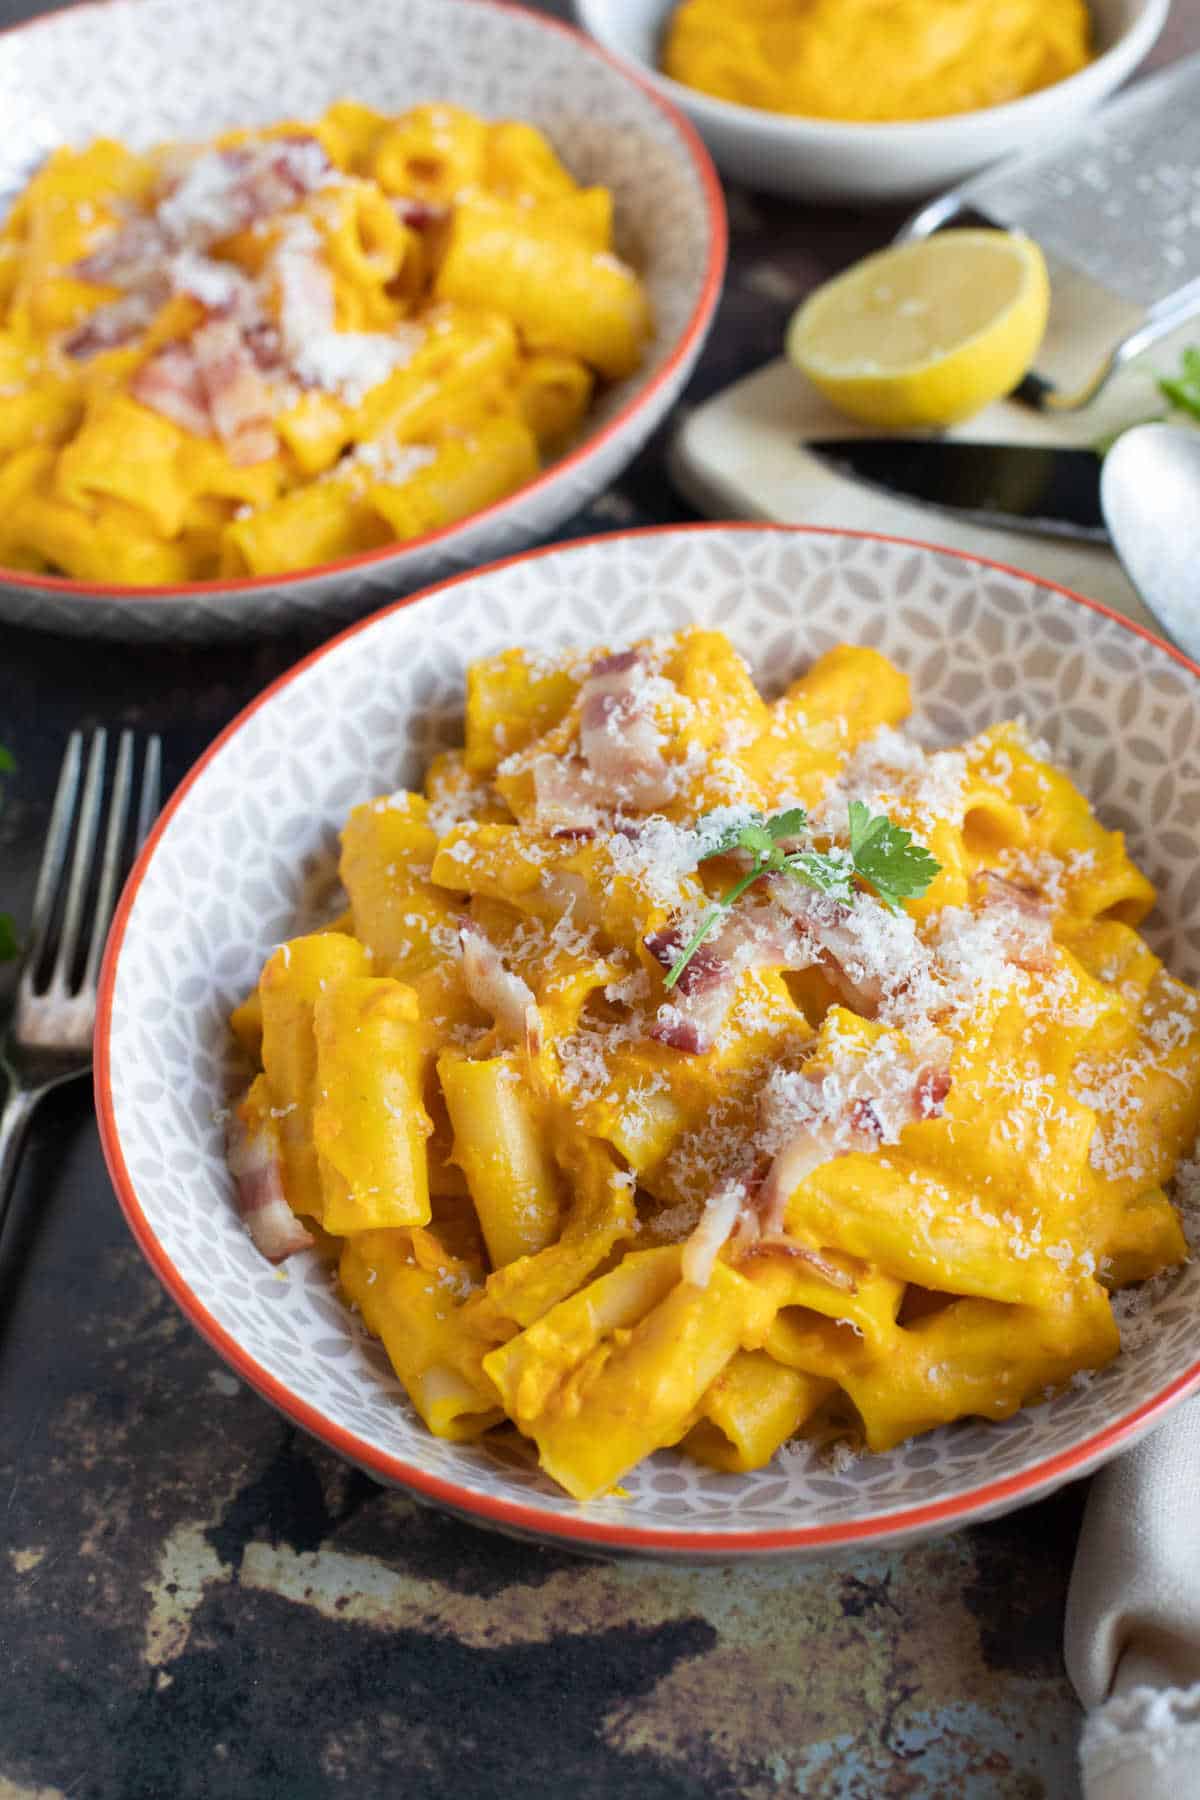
[97,523,1200,1557]
[0,0,723,641]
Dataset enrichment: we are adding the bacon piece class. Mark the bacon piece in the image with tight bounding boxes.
[647,1006,711,1055]
[532,756,602,833]
[63,284,167,359]
[644,925,725,999]
[193,318,278,464]
[975,870,1056,972]
[459,920,543,1054]
[392,197,447,230]
[242,318,285,371]
[130,342,212,435]
[578,649,676,811]
[681,1180,745,1289]
[157,137,330,249]
[645,921,739,1054]
[976,870,1045,914]
[755,1048,953,1236]
[850,1097,883,1138]
[643,902,802,1055]
[589,649,640,678]
[74,215,169,286]
[755,1120,860,1235]
[916,1066,952,1118]
[768,883,888,1015]
[747,1239,858,1291]
[274,220,337,360]
[226,1104,313,1263]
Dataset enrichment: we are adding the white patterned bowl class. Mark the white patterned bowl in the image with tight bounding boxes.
[97,525,1200,1558]
[572,0,1168,204]
[0,0,724,642]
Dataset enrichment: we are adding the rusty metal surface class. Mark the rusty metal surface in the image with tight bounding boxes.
[3,0,1199,1792]
[1,1129,1086,1799]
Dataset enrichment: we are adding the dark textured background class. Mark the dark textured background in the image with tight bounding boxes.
[1,3,1197,1794]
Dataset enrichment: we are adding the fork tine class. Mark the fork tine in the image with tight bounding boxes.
[81,730,134,993]
[135,734,162,852]
[22,731,83,980]
[51,729,107,993]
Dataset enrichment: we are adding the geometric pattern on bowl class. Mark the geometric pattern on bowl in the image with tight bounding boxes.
[0,0,723,641]
[97,525,1200,1555]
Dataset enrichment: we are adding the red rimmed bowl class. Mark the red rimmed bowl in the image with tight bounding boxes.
[0,0,724,642]
[98,524,1200,1557]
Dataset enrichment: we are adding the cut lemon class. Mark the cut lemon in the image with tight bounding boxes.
[786,230,1050,429]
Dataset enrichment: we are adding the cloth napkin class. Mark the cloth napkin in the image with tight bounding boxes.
[1065,1399,1200,1799]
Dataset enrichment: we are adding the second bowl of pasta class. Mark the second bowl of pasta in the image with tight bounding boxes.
[0,0,724,639]
[98,524,1200,1557]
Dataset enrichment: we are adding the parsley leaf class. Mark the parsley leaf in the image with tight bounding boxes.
[1158,346,1200,423]
[662,801,939,989]
[0,744,14,961]
[847,799,941,912]
[695,805,809,866]
[785,845,855,903]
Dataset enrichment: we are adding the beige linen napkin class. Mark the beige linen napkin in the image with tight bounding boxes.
[1065,1400,1200,1799]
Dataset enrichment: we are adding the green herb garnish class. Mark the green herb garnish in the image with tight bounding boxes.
[1158,346,1200,423]
[662,802,940,991]
[0,745,15,961]
[1094,346,1200,454]
[846,799,942,913]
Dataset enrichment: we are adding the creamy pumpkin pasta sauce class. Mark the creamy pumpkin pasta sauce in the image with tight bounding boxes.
[0,105,650,584]
[662,0,1093,123]
[227,632,1200,1500]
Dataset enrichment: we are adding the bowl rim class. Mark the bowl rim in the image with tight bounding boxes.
[95,520,1200,1555]
[571,0,1170,146]
[0,0,727,607]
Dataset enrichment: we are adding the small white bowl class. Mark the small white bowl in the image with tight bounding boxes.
[98,523,1200,1559]
[572,0,1170,203]
[0,0,725,641]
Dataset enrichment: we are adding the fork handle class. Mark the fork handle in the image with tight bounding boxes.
[0,1084,39,1245]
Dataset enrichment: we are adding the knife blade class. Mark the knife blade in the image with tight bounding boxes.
[805,439,1108,545]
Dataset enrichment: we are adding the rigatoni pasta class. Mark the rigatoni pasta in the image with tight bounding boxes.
[0,104,652,585]
[225,629,1200,1499]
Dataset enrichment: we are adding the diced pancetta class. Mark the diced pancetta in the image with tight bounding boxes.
[459,919,544,1056]
[157,137,330,250]
[532,755,604,834]
[768,883,890,1015]
[680,1179,745,1288]
[643,900,806,1055]
[129,342,212,436]
[391,197,447,230]
[681,1167,859,1291]
[226,1103,313,1263]
[192,318,279,464]
[974,870,1056,972]
[74,215,169,287]
[63,284,167,360]
[755,1118,865,1236]
[578,649,676,811]
[645,922,739,1054]
[754,1047,953,1235]
[915,1065,952,1118]
[129,320,279,459]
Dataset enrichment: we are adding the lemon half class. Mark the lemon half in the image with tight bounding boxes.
[786,230,1050,429]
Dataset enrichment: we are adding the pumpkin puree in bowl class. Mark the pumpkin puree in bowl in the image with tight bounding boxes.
[662,0,1093,123]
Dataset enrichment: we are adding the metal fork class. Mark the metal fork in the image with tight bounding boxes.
[0,730,162,1241]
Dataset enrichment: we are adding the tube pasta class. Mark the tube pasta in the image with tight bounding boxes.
[226,630,1200,1500]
